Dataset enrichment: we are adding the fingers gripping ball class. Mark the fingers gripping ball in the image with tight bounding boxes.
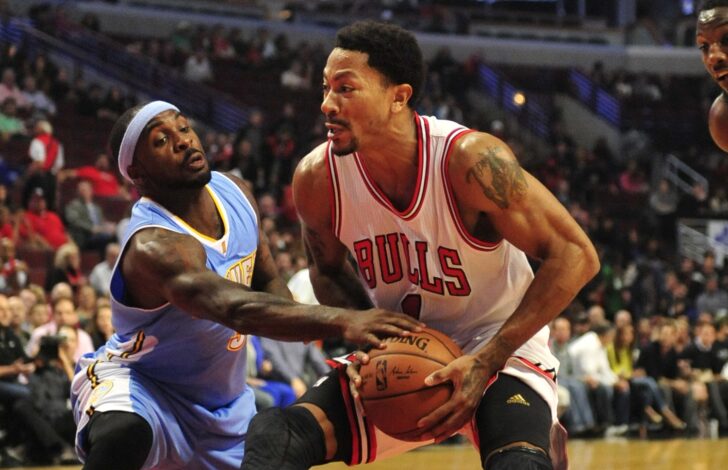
[358,327,463,441]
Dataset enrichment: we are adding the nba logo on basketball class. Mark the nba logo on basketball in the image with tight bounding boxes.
[376,360,388,391]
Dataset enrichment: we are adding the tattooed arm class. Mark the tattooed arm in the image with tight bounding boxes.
[293,144,374,310]
[450,133,598,366]
[415,132,599,441]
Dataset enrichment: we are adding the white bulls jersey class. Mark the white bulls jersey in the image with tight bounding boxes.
[327,114,557,375]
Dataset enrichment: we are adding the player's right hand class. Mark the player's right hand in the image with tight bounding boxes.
[340,308,424,349]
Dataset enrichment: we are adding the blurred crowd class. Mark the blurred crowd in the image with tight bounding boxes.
[0,2,728,467]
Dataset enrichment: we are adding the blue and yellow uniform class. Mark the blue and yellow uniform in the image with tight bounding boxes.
[72,172,258,469]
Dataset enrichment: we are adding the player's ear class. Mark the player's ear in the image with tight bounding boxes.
[391,84,412,113]
[126,164,143,185]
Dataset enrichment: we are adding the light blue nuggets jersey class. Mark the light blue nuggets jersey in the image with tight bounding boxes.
[72,172,259,469]
[105,171,257,408]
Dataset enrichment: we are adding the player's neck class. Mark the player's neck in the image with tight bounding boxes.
[150,186,222,238]
[356,115,419,210]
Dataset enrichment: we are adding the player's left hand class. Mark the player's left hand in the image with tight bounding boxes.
[415,354,493,442]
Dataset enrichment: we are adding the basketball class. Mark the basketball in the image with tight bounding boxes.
[359,327,463,441]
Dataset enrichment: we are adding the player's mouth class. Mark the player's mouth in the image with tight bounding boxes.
[325,121,350,139]
[713,66,728,81]
[184,150,206,170]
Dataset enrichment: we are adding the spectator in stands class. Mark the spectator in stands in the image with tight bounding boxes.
[25,297,92,363]
[8,295,30,348]
[64,180,116,254]
[86,302,112,350]
[549,317,596,435]
[89,242,119,296]
[0,293,32,406]
[59,152,124,199]
[24,119,64,209]
[184,49,213,82]
[0,205,15,240]
[97,86,127,121]
[648,178,678,237]
[27,302,49,333]
[21,75,56,118]
[246,335,296,408]
[619,160,649,194]
[569,321,629,434]
[680,321,728,430]
[697,275,728,316]
[0,237,28,294]
[636,321,699,432]
[75,285,97,328]
[48,66,71,103]
[18,187,68,250]
[0,97,27,141]
[12,324,78,465]
[45,242,86,293]
[677,183,709,218]
[229,138,261,189]
[280,59,312,90]
[0,68,30,110]
[608,324,686,435]
[259,337,331,399]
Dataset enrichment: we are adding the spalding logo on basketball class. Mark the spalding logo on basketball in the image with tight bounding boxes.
[359,327,463,441]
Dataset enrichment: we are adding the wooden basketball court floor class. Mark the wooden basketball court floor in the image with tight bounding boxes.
[17,438,728,469]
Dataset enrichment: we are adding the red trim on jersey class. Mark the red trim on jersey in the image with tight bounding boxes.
[326,142,343,238]
[337,364,362,465]
[513,356,557,383]
[364,415,377,463]
[352,114,428,221]
[441,129,503,251]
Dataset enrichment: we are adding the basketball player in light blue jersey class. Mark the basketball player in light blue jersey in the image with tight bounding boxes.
[70,101,423,470]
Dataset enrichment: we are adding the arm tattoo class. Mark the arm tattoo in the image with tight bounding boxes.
[465,146,528,209]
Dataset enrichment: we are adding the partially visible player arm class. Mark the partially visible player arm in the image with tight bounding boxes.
[418,132,600,440]
[122,228,420,346]
[292,144,375,310]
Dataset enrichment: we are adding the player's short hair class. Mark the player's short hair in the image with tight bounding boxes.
[335,21,425,108]
[108,103,146,164]
[699,0,728,12]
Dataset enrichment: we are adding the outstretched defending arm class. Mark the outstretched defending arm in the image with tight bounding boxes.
[121,226,420,347]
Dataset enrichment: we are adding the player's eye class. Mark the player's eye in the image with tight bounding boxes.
[698,42,709,53]
[154,136,167,147]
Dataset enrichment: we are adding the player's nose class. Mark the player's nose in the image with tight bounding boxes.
[174,133,191,151]
[708,43,728,67]
[321,91,338,115]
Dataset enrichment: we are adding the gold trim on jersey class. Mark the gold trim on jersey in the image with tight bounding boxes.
[225,251,256,287]
[169,185,229,246]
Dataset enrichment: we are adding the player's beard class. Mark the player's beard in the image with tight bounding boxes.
[331,136,360,156]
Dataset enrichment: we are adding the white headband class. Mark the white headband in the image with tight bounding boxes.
[118,100,179,183]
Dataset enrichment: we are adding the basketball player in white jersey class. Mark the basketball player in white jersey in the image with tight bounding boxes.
[697,1,728,151]
[242,21,599,470]
[70,101,423,470]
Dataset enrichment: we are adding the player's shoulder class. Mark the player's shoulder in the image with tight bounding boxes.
[125,227,204,271]
[292,143,332,222]
[295,142,329,179]
[450,130,518,166]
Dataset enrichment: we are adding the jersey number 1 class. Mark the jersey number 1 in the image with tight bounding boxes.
[400,294,422,320]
